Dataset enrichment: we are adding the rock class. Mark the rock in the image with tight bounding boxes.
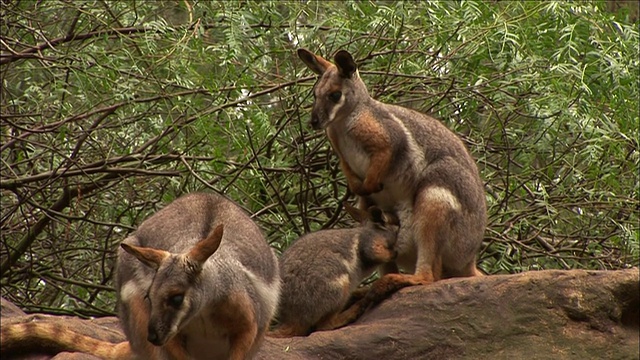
[2,269,638,359]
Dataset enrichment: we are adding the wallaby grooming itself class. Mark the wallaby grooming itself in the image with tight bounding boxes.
[1,192,281,360]
[271,203,398,337]
[297,48,486,292]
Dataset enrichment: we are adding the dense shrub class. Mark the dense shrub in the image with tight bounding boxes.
[1,1,637,316]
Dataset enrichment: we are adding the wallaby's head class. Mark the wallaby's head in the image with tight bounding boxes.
[297,48,369,130]
[120,224,224,347]
[343,202,400,254]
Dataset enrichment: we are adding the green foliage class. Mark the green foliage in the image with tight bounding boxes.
[1,1,637,317]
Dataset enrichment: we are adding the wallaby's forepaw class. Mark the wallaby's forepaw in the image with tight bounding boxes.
[346,176,363,194]
[367,180,384,194]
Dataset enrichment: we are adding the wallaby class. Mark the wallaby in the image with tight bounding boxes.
[297,48,486,294]
[270,203,398,337]
[0,320,134,359]
[1,192,281,360]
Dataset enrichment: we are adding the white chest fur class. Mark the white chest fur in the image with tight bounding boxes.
[340,136,370,179]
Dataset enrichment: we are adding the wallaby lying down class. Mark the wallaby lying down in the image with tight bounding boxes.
[271,204,398,337]
[1,192,281,360]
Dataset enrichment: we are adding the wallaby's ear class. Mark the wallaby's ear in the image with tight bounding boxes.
[334,50,357,79]
[368,206,385,224]
[297,48,333,75]
[187,224,224,266]
[121,243,170,270]
[343,202,369,223]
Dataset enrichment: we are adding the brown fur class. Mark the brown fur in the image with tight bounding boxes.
[327,110,393,195]
[115,193,280,360]
[214,291,260,360]
[297,48,486,297]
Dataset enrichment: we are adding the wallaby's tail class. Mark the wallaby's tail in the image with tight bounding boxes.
[1,321,133,360]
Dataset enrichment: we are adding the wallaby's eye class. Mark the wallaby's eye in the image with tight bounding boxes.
[328,91,342,102]
[168,294,184,308]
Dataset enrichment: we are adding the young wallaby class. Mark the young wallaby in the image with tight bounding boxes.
[297,48,486,292]
[270,203,398,337]
[1,192,281,360]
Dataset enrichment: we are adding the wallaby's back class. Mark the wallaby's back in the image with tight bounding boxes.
[118,192,278,284]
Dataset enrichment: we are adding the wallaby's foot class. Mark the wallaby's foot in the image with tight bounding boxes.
[368,273,429,300]
[314,304,364,332]
[446,262,485,278]
[267,329,294,338]
[268,324,308,338]
[343,286,371,308]
[472,266,485,277]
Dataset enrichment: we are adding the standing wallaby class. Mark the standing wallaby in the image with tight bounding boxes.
[270,203,398,337]
[1,192,281,360]
[297,48,486,293]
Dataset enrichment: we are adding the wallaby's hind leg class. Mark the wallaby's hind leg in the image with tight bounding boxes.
[410,186,466,284]
[221,291,259,360]
[268,323,309,338]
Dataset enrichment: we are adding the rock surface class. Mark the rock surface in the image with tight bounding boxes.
[2,268,638,360]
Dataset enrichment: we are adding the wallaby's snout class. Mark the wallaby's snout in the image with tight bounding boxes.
[310,113,322,130]
[147,326,160,345]
[310,105,329,130]
[146,320,169,346]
